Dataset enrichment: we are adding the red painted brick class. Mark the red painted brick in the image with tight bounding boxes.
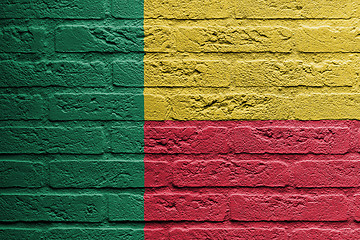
[144,126,229,153]
[292,229,355,240]
[145,229,169,240]
[293,161,360,187]
[144,194,227,221]
[352,194,360,221]
[229,126,351,154]
[144,161,170,187]
[170,228,288,240]
[173,160,289,187]
[230,194,349,221]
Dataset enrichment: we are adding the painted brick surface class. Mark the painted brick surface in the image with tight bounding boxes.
[1,0,360,238]
[0,194,106,222]
[0,61,107,87]
[0,161,45,188]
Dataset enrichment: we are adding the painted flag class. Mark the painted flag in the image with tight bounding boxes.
[1,0,360,239]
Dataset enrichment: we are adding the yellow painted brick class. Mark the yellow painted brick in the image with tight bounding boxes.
[144,0,232,19]
[294,94,360,120]
[144,60,231,87]
[144,26,175,52]
[233,60,354,87]
[235,0,354,19]
[175,26,294,52]
[297,27,360,53]
[144,94,168,120]
[144,93,291,120]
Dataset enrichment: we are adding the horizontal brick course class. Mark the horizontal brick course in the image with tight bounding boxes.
[50,160,144,188]
[50,93,143,121]
[0,127,105,154]
[0,61,107,87]
[0,27,46,53]
[0,95,44,120]
[144,194,227,221]
[0,195,106,222]
[230,194,349,221]
[56,26,143,53]
[170,228,288,240]
[0,0,105,19]
[173,160,289,187]
[0,161,45,188]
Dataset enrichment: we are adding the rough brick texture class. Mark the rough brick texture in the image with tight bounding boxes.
[1,0,360,238]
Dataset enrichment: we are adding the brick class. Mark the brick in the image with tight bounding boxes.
[108,194,144,221]
[235,0,353,19]
[230,194,349,221]
[174,26,294,53]
[170,228,288,240]
[0,194,106,222]
[144,194,227,221]
[0,229,43,240]
[50,160,144,188]
[0,27,46,53]
[357,128,360,153]
[144,60,231,87]
[48,228,143,240]
[232,60,354,87]
[229,126,351,154]
[56,25,143,53]
[297,27,360,52]
[0,127,105,154]
[144,26,174,52]
[159,93,291,120]
[0,161,44,188]
[352,194,360,221]
[112,0,143,18]
[49,93,143,121]
[292,229,354,240]
[293,161,360,187]
[293,94,360,120]
[145,229,169,240]
[144,126,229,153]
[173,160,289,187]
[0,61,107,87]
[144,161,170,187]
[0,94,44,120]
[109,126,143,153]
[144,0,232,19]
[0,0,105,19]
[144,94,168,120]
[112,61,143,87]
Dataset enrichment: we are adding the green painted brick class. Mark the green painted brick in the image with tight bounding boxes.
[55,25,143,53]
[0,95,44,120]
[0,0,105,19]
[0,229,43,240]
[0,127,105,154]
[49,94,144,120]
[0,161,45,188]
[110,127,144,153]
[0,61,107,87]
[50,160,144,188]
[0,27,46,53]
[0,194,106,222]
[112,0,144,18]
[108,194,144,221]
[112,61,144,87]
[48,228,143,240]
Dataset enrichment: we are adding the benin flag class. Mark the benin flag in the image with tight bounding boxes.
[1,0,360,239]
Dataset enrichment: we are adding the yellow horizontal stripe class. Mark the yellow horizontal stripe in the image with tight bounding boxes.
[144,0,360,120]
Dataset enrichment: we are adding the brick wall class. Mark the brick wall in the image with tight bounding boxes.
[1,0,360,239]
